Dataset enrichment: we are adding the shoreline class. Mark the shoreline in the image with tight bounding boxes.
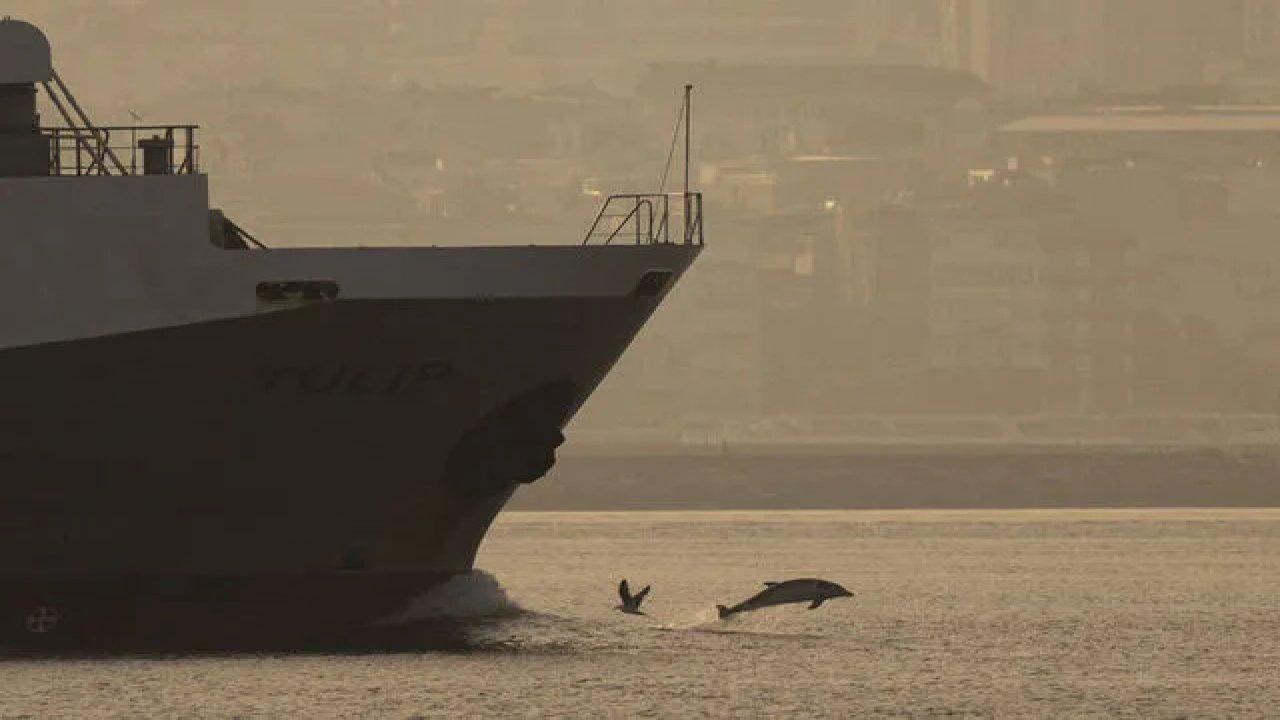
[512,445,1280,511]
[559,441,1280,457]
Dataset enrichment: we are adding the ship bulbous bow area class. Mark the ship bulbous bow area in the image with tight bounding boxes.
[445,380,578,497]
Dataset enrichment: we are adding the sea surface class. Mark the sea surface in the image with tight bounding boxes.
[3,509,1279,718]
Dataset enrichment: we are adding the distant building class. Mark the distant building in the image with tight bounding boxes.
[993,107,1280,413]
[943,0,1271,103]
[998,108,1280,165]
[942,0,1106,102]
[850,182,1133,415]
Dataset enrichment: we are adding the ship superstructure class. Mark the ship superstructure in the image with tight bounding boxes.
[0,19,701,650]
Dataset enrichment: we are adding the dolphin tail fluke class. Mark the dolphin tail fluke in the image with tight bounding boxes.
[716,604,736,619]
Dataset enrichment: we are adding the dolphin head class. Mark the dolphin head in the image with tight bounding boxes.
[824,582,854,599]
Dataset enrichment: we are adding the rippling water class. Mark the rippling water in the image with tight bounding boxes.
[4,509,1279,718]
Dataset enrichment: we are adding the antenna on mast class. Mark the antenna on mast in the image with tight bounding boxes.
[683,83,692,199]
[683,84,694,244]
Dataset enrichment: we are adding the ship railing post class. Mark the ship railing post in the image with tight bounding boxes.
[696,192,704,245]
[49,129,60,176]
[165,127,175,174]
[94,129,111,175]
[665,193,675,243]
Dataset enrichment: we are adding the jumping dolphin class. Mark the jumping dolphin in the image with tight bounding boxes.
[716,579,853,619]
[617,579,651,615]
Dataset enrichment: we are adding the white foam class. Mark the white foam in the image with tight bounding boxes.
[371,570,523,625]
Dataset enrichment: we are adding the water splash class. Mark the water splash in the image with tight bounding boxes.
[654,605,830,640]
[651,605,724,632]
[371,570,524,625]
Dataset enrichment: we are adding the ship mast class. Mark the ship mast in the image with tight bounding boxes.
[684,84,695,245]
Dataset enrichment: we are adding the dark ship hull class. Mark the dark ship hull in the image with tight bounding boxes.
[0,262,698,652]
[0,17,704,651]
[1,572,480,653]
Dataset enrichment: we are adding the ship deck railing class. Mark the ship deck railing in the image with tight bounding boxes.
[41,125,199,177]
[583,192,704,246]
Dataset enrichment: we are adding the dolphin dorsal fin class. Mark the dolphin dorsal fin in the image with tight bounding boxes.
[764,581,780,587]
